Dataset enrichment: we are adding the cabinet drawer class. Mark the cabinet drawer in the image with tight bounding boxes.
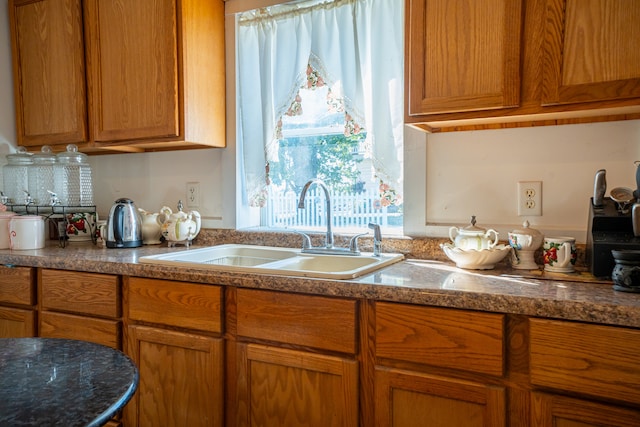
[0,306,36,338]
[0,266,34,305]
[236,289,357,354]
[376,302,505,377]
[128,277,222,333]
[40,311,121,348]
[530,318,640,405]
[41,269,120,318]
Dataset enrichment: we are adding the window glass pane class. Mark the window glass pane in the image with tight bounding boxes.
[265,84,403,232]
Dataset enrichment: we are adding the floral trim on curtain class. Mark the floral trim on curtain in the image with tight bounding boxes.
[272,63,366,150]
[377,179,402,207]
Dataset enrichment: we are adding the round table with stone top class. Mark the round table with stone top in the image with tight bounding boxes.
[0,338,139,427]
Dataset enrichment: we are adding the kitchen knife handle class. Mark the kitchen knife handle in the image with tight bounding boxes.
[593,169,606,207]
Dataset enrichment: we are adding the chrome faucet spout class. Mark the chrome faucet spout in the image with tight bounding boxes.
[298,179,333,248]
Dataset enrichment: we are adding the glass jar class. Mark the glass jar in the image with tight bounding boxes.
[54,144,94,206]
[28,145,57,207]
[2,146,33,205]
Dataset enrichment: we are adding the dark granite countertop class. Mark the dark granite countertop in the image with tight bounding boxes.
[0,239,639,328]
[0,338,139,427]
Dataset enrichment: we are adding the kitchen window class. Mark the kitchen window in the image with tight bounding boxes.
[236,0,404,233]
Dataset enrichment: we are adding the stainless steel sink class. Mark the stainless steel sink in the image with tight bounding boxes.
[138,244,404,279]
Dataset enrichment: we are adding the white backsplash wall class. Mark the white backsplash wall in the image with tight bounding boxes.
[89,149,226,227]
[423,120,640,242]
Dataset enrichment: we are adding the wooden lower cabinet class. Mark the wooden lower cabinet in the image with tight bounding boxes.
[39,310,120,348]
[529,318,640,427]
[39,269,122,348]
[374,302,507,426]
[0,306,35,337]
[0,265,36,338]
[375,367,506,427]
[125,277,224,427]
[7,265,640,426]
[125,325,223,427]
[531,392,640,427]
[236,343,359,427]
[233,288,359,426]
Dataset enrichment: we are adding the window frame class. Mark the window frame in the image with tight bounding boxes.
[223,0,427,237]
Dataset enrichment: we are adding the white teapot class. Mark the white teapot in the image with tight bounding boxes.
[449,216,498,251]
[160,201,201,247]
[138,208,164,245]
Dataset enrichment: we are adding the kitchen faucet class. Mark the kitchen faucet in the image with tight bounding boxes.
[296,179,382,256]
[298,179,333,249]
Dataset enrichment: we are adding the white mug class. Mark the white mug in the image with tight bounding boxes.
[9,215,45,250]
[543,236,577,273]
[0,212,19,249]
[96,220,108,247]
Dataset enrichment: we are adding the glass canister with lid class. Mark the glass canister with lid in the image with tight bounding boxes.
[28,145,57,207]
[2,146,33,205]
[54,144,94,206]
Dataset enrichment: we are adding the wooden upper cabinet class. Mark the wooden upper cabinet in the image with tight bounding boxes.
[83,0,180,143]
[9,0,88,147]
[9,0,226,153]
[541,0,640,106]
[405,0,522,117]
[406,0,640,131]
[84,0,226,151]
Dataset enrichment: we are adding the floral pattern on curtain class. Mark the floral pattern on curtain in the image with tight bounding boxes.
[275,63,366,142]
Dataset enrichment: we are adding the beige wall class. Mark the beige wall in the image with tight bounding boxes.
[1,2,638,242]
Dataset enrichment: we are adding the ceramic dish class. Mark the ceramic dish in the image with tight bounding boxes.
[440,243,512,270]
[610,187,634,204]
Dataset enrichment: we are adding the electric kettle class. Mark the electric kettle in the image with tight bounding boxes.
[106,198,143,248]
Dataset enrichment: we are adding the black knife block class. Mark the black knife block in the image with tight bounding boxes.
[586,197,640,278]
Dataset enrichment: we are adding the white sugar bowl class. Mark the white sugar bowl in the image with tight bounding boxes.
[449,216,499,251]
[508,220,544,270]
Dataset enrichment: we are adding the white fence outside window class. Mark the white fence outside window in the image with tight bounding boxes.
[265,187,401,230]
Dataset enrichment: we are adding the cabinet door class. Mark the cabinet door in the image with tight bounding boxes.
[406,0,522,117]
[0,266,34,305]
[9,0,88,146]
[84,0,180,142]
[531,392,640,427]
[39,311,121,348]
[236,343,359,427]
[125,325,224,427]
[541,0,640,105]
[375,367,506,427]
[530,318,640,405]
[41,269,121,318]
[0,306,35,338]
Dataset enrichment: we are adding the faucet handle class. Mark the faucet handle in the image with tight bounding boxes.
[348,232,367,254]
[293,230,313,250]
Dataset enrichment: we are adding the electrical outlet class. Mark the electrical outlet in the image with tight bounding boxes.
[517,181,542,216]
[186,182,201,208]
